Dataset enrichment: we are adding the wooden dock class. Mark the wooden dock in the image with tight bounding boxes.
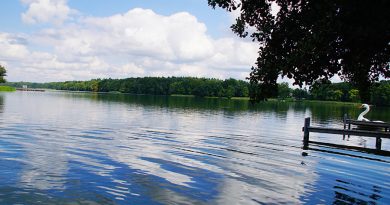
[302,117,390,151]
[344,116,390,132]
[16,88,45,92]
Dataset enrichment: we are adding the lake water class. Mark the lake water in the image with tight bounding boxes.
[0,91,389,204]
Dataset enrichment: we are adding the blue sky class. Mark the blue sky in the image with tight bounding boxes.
[0,0,258,82]
[1,0,232,37]
[68,0,232,37]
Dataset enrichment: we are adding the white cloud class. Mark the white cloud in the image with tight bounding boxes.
[4,5,259,82]
[21,0,75,25]
[76,9,215,62]
[118,63,145,76]
[0,33,30,59]
[211,38,258,69]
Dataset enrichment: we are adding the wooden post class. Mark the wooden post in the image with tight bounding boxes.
[303,117,310,149]
[343,114,347,140]
[343,114,347,129]
[376,137,382,151]
[347,119,351,139]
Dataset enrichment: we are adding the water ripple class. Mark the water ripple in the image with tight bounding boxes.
[0,92,388,204]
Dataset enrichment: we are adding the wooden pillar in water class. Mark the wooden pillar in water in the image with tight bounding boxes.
[343,114,347,140]
[376,137,382,151]
[343,114,347,129]
[303,117,310,148]
[346,114,351,139]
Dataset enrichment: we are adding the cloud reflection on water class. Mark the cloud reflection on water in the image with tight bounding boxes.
[0,91,388,204]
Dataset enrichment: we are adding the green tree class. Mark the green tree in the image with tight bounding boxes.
[277,82,291,99]
[371,82,390,106]
[0,65,6,83]
[330,90,343,101]
[348,89,360,102]
[310,80,332,101]
[90,80,99,92]
[292,88,309,100]
[225,85,235,99]
[208,0,390,102]
[170,82,185,94]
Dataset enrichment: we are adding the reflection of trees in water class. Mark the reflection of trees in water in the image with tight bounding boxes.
[0,94,3,114]
[34,92,390,123]
[61,92,389,123]
[57,92,390,123]
[304,102,390,123]
[361,106,390,123]
[299,102,358,123]
[61,92,252,112]
[59,92,298,118]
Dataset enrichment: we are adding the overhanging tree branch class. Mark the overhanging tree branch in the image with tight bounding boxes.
[209,0,390,102]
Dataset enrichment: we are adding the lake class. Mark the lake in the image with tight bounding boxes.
[0,91,389,204]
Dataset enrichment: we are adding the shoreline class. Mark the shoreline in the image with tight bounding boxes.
[10,88,365,106]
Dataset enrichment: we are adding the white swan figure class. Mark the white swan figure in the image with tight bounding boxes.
[357,104,370,121]
[357,104,384,123]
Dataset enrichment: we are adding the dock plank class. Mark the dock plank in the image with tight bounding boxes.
[346,119,390,128]
[306,127,390,138]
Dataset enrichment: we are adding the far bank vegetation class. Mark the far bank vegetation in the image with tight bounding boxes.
[5,77,390,106]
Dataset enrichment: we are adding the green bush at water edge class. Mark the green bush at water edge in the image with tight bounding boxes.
[0,86,16,92]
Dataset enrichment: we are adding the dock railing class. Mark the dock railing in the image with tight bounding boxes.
[303,117,390,151]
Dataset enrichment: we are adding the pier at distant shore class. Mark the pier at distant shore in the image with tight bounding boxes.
[16,88,45,92]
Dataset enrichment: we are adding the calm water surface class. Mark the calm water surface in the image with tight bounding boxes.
[0,91,389,204]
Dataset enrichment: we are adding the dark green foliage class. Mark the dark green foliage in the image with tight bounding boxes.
[0,65,6,83]
[6,77,390,105]
[277,82,291,99]
[292,88,309,100]
[348,89,360,103]
[371,81,390,106]
[308,80,390,105]
[5,77,251,98]
[310,80,334,101]
[209,0,390,102]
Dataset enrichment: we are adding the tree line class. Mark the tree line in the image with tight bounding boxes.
[5,77,390,105]
[283,80,390,106]
[5,77,250,99]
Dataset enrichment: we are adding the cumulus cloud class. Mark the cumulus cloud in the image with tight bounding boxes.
[5,4,258,82]
[118,63,145,76]
[0,33,111,82]
[21,0,75,25]
[0,33,30,59]
[69,9,215,62]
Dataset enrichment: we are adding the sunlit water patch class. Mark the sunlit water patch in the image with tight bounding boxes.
[0,91,389,204]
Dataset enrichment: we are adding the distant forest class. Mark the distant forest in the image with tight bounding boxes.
[4,77,390,106]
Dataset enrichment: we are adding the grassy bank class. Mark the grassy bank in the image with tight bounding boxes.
[230,97,361,106]
[171,94,196,98]
[0,86,16,92]
[303,99,360,106]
